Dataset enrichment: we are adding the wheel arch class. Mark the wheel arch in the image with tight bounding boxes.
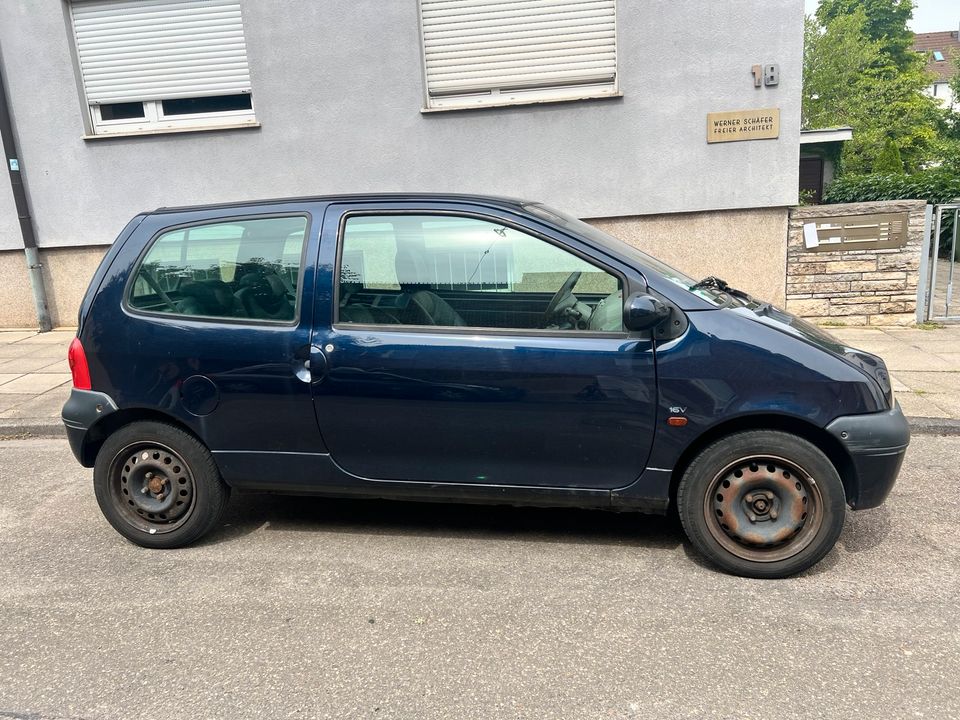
[667,414,857,510]
[79,407,204,467]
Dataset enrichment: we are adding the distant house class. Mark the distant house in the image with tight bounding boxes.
[914,27,960,109]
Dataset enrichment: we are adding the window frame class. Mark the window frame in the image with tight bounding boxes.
[66,0,258,137]
[416,0,621,112]
[123,212,312,328]
[89,96,258,136]
[333,209,632,338]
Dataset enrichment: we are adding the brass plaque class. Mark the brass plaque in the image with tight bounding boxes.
[707,108,780,143]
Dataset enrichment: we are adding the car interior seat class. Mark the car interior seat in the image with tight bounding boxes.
[177,280,247,317]
[394,247,465,326]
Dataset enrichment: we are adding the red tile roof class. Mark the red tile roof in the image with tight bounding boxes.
[913,31,960,82]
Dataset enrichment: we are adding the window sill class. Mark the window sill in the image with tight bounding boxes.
[83,121,261,140]
[421,91,622,114]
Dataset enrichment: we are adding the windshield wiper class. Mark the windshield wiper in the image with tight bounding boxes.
[690,275,755,303]
[690,276,777,313]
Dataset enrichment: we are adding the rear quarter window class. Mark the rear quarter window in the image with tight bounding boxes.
[128,216,307,323]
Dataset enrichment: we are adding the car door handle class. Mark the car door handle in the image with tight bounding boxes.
[295,345,327,384]
[304,345,329,384]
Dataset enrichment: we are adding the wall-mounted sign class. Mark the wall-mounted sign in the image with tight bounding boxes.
[707,108,780,143]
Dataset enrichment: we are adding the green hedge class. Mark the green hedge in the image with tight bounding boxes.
[823,169,960,205]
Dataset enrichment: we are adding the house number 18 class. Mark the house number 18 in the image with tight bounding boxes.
[752,64,779,87]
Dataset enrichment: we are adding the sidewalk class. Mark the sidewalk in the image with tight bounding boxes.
[0,330,75,437]
[0,325,958,439]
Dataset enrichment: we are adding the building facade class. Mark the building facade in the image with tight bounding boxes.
[0,0,804,328]
[914,28,960,110]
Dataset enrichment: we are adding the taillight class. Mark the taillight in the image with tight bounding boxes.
[68,338,92,390]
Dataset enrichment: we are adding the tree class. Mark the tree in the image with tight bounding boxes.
[815,0,916,70]
[937,54,960,173]
[802,9,941,173]
[951,54,960,103]
[873,138,905,173]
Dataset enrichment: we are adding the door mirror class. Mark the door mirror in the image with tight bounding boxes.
[623,293,670,332]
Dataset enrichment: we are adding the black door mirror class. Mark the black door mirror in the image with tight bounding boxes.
[623,293,671,332]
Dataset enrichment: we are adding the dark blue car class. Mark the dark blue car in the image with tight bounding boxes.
[62,195,909,578]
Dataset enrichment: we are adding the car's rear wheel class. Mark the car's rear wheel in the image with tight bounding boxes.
[94,421,229,548]
[677,430,846,578]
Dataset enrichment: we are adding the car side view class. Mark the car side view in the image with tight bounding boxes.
[62,194,910,578]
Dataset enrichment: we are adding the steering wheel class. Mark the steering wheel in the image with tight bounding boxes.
[542,271,581,325]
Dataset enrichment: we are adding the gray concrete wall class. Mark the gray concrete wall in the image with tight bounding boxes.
[0,0,804,254]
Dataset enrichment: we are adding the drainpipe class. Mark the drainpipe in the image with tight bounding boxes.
[0,47,52,332]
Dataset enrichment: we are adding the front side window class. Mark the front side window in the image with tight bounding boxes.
[69,0,256,135]
[418,0,618,110]
[338,214,623,332]
[129,216,307,322]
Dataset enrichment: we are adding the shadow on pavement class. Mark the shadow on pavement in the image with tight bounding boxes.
[203,492,687,551]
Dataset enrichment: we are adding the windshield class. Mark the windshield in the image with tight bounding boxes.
[524,203,732,307]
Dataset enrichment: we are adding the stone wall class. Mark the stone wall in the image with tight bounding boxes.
[785,200,927,326]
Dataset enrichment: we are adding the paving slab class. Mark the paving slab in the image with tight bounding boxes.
[894,370,960,395]
[0,331,39,343]
[37,359,70,373]
[12,330,77,345]
[0,356,70,373]
[0,394,36,414]
[0,385,71,419]
[917,392,960,418]
[0,373,71,395]
[895,391,953,418]
[0,344,36,358]
[0,373,24,387]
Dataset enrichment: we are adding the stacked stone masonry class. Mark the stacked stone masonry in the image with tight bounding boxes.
[785,200,927,326]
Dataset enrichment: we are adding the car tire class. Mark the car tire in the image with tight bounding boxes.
[677,430,846,579]
[93,420,230,549]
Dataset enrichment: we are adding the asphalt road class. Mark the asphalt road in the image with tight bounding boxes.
[0,436,958,720]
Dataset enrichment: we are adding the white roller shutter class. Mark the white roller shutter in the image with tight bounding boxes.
[70,0,251,105]
[420,0,617,99]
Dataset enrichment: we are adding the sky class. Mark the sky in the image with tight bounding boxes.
[803,0,959,33]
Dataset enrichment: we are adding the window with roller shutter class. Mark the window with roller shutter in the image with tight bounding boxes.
[68,0,257,136]
[418,0,619,111]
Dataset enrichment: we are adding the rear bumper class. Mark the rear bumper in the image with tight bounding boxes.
[825,403,910,510]
[61,388,117,466]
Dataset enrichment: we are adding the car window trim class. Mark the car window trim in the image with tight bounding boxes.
[331,207,635,337]
[122,211,313,328]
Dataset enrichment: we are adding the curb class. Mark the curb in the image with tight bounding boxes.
[904,416,960,436]
[0,418,67,439]
[3,415,960,440]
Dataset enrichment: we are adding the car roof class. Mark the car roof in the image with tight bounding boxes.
[151,193,532,215]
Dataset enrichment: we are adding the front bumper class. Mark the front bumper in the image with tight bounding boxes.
[61,388,118,465]
[825,402,910,510]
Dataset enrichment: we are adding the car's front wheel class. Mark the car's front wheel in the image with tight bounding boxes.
[93,421,230,548]
[677,430,846,578]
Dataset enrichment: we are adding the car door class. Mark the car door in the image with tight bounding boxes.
[310,201,658,489]
[91,206,326,463]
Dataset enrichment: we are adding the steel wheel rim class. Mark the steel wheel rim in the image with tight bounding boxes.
[109,441,196,535]
[702,454,823,563]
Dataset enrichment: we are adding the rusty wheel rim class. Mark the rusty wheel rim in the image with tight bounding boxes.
[109,442,196,535]
[703,455,823,563]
